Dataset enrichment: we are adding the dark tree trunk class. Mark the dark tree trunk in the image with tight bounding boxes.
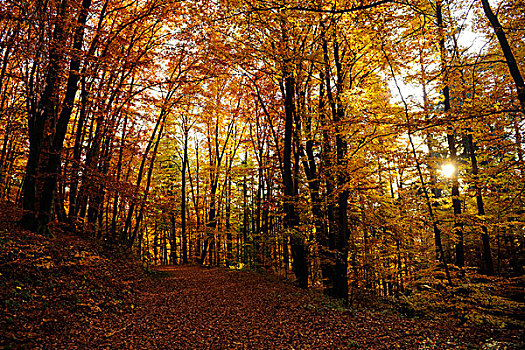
[122,108,164,242]
[466,134,494,275]
[283,65,308,288]
[225,173,232,267]
[437,0,464,268]
[181,128,189,264]
[110,112,128,242]
[36,0,92,234]
[20,0,69,232]
[480,0,525,111]
[320,23,350,302]
[130,114,165,248]
[307,75,333,294]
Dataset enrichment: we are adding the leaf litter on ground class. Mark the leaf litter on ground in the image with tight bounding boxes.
[0,201,523,349]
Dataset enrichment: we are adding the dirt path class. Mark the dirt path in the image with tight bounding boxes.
[55,265,508,349]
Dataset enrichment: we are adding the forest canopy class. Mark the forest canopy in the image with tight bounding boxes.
[0,0,523,303]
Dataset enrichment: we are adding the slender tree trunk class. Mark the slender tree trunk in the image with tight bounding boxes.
[110,112,128,242]
[199,181,217,264]
[153,222,159,265]
[0,35,14,193]
[170,213,177,264]
[420,49,445,262]
[0,118,11,195]
[226,172,232,267]
[437,0,464,268]
[384,43,453,286]
[242,165,249,264]
[181,128,189,264]
[129,114,165,247]
[190,141,201,261]
[480,0,525,111]
[122,109,165,241]
[466,134,494,275]
[198,114,235,264]
[68,76,88,221]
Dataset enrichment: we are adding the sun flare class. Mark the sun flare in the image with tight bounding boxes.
[441,163,456,178]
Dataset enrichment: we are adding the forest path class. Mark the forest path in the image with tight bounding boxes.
[0,202,517,350]
[98,265,487,349]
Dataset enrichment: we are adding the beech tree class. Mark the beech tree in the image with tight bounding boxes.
[2,0,523,303]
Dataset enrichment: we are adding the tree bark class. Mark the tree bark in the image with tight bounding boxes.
[437,0,464,268]
[320,23,351,302]
[20,0,69,231]
[282,63,308,288]
[480,0,525,111]
[225,172,232,267]
[466,134,494,275]
[181,126,189,264]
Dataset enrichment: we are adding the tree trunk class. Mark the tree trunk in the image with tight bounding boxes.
[283,64,308,288]
[320,23,351,302]
[384,40,453,286]
[437,0,464,268]
[122,108,165,242]
[20,0,69,232]
[466,134,494,275]
[181,128,189,264]
[480,0,525,111]
[225,173,232,267]
[36,0,92,235]
[242,166,249,264]
[129,113,165,248]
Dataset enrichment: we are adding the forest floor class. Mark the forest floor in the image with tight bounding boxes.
[0,201,523,349]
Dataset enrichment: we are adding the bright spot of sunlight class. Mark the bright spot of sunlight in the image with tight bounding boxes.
[441,163,456,178]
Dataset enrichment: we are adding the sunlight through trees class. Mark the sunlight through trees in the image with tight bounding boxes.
[0,0,523,304]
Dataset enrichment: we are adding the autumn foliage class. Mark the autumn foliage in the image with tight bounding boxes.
[0,0,524,337]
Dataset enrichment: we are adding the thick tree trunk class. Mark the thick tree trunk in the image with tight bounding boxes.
[310,73,335,295]
[36,0,92,235]
[20,0,68,232]
[282,64,308,288]
[320,24,350,302]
